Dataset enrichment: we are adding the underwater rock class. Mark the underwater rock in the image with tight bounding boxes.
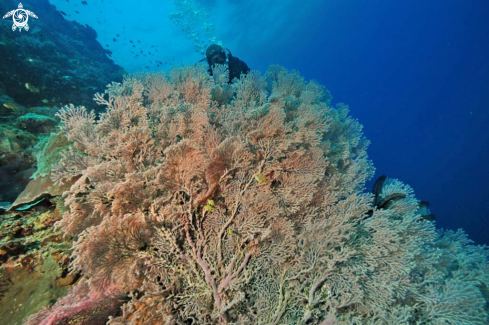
[15,113,58,135]
[8,174,77,212]
[0,124,37,154]
[0,256,69,325]
[33,132,71,179]
[0,124,38,202]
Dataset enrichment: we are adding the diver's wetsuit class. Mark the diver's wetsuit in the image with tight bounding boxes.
[226,53,250,82]
[208,50,250,83]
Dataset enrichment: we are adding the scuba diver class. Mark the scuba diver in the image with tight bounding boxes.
[205,44,250,83]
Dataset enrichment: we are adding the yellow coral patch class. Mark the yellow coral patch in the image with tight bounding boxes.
[254,173,266,183]
[203,199,215,212]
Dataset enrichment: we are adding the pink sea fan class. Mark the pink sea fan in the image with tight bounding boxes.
[35,64,489,324]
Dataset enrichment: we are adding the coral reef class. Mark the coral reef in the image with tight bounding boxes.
[20,65,489,324]
[0,0,125,205]
[0,202,74,325]
[0,0,124,110]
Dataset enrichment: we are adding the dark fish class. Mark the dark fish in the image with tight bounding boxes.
[75,11,80,14]
[372,175,387,207]
[113,38,116,42]
[130,40,133,43]
[421,214,436,221]
[82,1,88,5]
[59,10,67,16]
[419,201,430,209]
[377,193,407,210]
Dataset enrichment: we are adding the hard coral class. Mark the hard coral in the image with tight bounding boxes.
[27,64,489,324]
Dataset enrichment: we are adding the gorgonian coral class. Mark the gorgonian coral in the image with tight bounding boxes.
[27,65,489,324]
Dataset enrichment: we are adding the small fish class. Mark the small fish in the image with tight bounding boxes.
[113,38,116,42]
[42,99,49,104]
[25,83,40,93]
[59,10,67,16]
[75,11,79,14]
[81,1,88,5]
[3,103,21,110]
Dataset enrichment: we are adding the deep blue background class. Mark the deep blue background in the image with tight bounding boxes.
[249,0,489,244]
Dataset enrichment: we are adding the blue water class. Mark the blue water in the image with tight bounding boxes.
[50,0,489,245]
